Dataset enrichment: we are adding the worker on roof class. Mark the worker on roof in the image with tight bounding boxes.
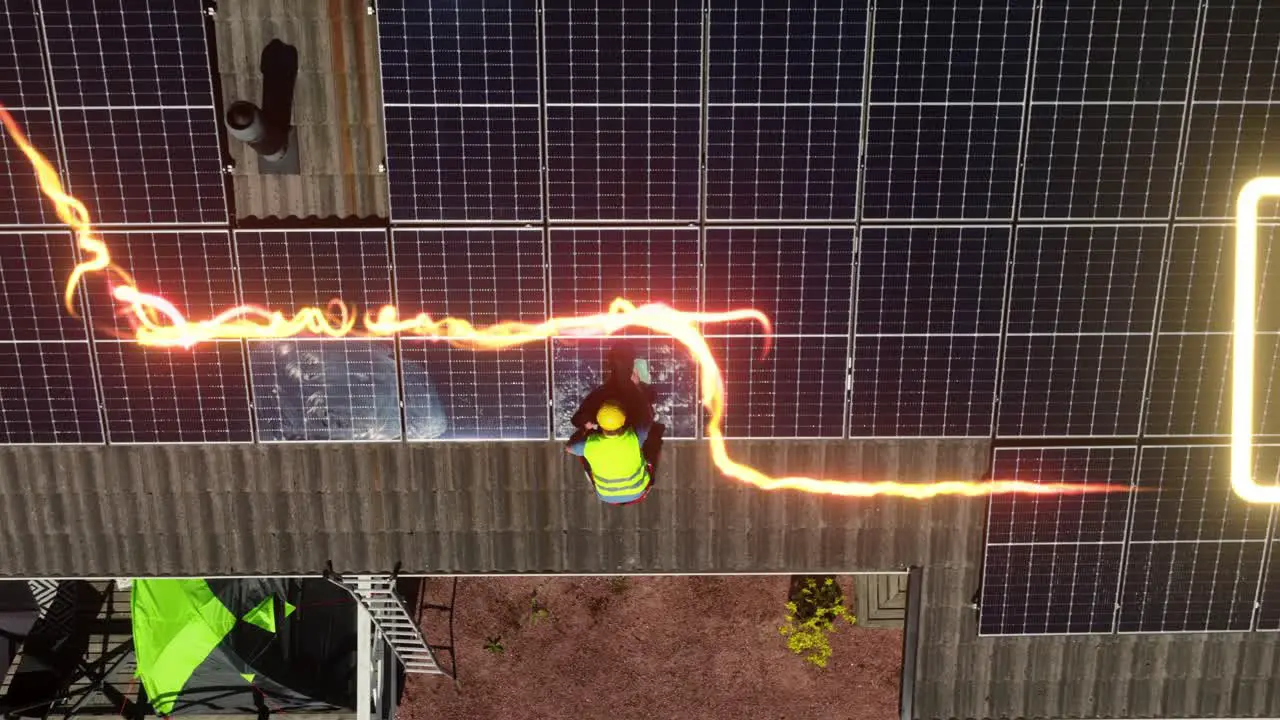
[570,343,654,432]
[565,402,654,505]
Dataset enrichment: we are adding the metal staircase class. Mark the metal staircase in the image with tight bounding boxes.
[326,570,445,676]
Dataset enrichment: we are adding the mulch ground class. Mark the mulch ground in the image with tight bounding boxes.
[401,576,903,720]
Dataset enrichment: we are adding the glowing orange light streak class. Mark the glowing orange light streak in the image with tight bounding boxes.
[0,105,1129,498]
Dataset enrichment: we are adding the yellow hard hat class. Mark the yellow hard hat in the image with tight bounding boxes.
[596,403,626,432]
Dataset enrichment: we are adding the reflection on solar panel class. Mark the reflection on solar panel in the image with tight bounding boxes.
[2,0,1280,635]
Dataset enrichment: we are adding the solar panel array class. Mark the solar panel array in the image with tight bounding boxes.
[1,1,1280,633]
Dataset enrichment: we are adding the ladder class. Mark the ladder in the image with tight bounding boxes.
[327,571,445,675]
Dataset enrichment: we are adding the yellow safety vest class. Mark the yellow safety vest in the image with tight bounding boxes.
[583,429,650,504]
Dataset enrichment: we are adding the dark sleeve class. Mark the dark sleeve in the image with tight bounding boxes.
[571,387,608,428]
[618,383,653,427]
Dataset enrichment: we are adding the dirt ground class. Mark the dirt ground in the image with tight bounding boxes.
[401,576,903,720]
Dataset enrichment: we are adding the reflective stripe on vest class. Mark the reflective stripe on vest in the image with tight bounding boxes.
[583,430,650,504]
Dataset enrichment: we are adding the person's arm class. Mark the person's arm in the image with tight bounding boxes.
[565,438,587,456]
[633,424,650,447]
[571,387,607,429]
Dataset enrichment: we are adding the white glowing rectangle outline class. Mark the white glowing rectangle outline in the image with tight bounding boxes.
[1233,178,1280,503]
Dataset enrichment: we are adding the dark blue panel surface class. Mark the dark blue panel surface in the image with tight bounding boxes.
[1119,540,1264,632]
[871,2,1033,104]
[1196,1,1280,102]
[849,334,999,437]
[377,0,539,105]
[0,110,62,227]
[863,104,1022,220]
[706,334,847,439]
[546,106,700,221]
[706,105,860,221]
[392,228,545,325]
[986,447,1136,544]
[248,339,402,443]
[551,337,698,440]
[1007,225,1166,334]
[1161,225,1280,333]
[235,230,393,312]
[1145,334,1280,437]
[1128,445,1274,542]
[384,104,542,222]
[87,231,238,338]
[998,334,1150,437]
[1033,0,1197,103]
[41,0,213,107]
[1178,104,1280,220]
[0,231,86,342]
[548,228,700,320]
[1020,103,1183,220]
[1258,540,1280,630]
[58,108,226,225]
[855,227,1009,334]
[0,341,102,444]
[94,339,252,443]
[544,3,702,104]
[704,228,855,336]
[707,5,865,105]
[400,340,548,441]
[0,0,51,107]
[979,543,1122,635]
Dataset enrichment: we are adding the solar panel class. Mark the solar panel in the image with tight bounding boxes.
[38,0,226,226]
[0,341,102,444]
[392,228,548,440]
[0,0,49,107]
[0,231,86,342]
[235,230,397,442]
[1194,0,1280,103]
[548,228,699,322]
[980,447,1135,635]
[551,337,697,441]
[1258,540,1280,631]
[85,231,251,444]
[706,334,846,439]
[1177,104,1280,220]
[0,109,61,227]
[1117,445,1277,633]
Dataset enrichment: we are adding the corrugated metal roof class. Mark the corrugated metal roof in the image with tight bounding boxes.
[214,0,388,221]
[2,439,1279,720]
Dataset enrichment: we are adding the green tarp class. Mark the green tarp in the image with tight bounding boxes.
[130,580,236,715]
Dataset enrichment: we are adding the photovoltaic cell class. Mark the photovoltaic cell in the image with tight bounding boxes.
[39,0,214,108]
[0,342,102,444]
[376,0,539,106]
[1032,0,1198,103]
[545,106,700,221]
[979,543,1123,635]
[94,339,252,443]
[986,447,1135,544]
[1259,543,1280,631]
[58,108,226,225]
[705,334,847,438]
[85,231,239,338]
[0,231,86,342]
[707,5,865,105]
[862,104,1022,221]
[551,337,698,440]
[1145,333,1280,437]
[1118,540,1264,633]
[1019,103,1183,220]
[849,334,999,437]
[855,227,1009,335]
[384,104,542,223]
[0,110,61,227]
[248,339,403,443]
[548,228,700,320]
[543,3,702,105]
[0,0,50,107]
[1195,0,1280,103]
[870,2,1033,104]
[703,228,855,337]
[1160,225,1280,334]
[1006,225,1166,334]
[1128,446,1272,543]
[392,228,545,324]
[234,230,393,312]
[1177,104,1280,220]
[705,105,860,221]
[997,334,1150,437]
[400,340,548,441]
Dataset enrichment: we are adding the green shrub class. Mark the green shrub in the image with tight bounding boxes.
[484,637,504,654]
[778,577,856,669]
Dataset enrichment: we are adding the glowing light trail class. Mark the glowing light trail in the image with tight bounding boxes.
[1232,178,1280,503]
[0,105,1129,498]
